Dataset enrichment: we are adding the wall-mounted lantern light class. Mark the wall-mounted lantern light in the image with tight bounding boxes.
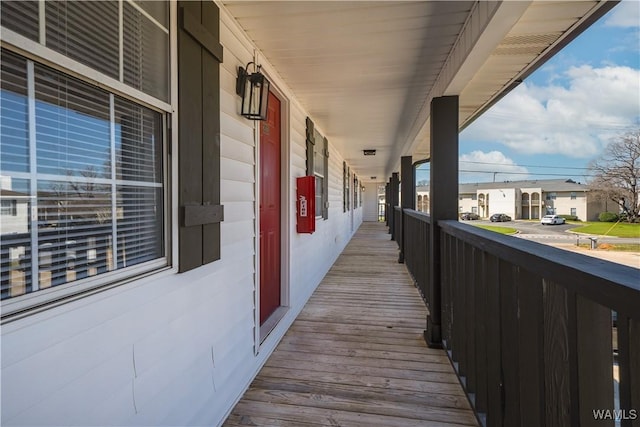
[236,62,270,120]
[363,149,376,156]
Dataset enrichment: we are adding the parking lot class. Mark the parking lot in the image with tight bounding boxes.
[463,219,640,269]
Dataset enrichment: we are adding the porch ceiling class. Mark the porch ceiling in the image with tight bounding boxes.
[221,1,615,182]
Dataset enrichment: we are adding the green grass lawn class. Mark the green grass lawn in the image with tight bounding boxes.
[570,222,640,238]
[474,224,518,235]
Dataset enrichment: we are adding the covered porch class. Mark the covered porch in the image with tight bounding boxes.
[225,222,478,426]
[225,214,639,426]
[222,1,639,425]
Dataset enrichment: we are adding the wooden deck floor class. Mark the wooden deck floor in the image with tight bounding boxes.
[224,222,478,427]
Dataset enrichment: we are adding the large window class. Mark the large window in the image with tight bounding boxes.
[1,1,170,311]
[1,50,165,304]
[313,130,325,218]
[1,200,17,216]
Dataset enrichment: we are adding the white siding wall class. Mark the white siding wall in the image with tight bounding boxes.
[459,193,477,214]
[553,191,587,220]
[0,199,28,234]
[1,6,362,427]
[486,188,517,218]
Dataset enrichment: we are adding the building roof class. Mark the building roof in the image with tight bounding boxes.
[416,179,590,194]
[0,189,30,198]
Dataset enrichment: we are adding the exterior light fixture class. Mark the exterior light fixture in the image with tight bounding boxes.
[363,149,376,156]
[370,176,377,180]
[236,62,270,120]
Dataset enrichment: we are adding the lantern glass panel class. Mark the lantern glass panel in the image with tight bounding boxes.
[241,76,253,117]
[259,77,270,120]
[239,70,270,120]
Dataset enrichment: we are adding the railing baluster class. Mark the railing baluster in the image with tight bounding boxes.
[500,260,521,425]
[451,235,462,368]
[466,244,477,399]
[576,295,614,427]
[474,249,488,417]
[486,254,503,427]
[441,231,451,346]
[543,280,572,427]
[516,267,545,427]
[617,316,640,427]
[457,239,468,381]
[631,319,640,427]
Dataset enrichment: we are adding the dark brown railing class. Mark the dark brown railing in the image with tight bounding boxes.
[393,206,402,244]
[393,208,640,427]
[402,209,431,304]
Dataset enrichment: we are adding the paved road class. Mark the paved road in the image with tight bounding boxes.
[465,219,640,245]
[460,219,640,268]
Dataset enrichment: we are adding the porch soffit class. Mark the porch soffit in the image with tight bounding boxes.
[221,1,614,182]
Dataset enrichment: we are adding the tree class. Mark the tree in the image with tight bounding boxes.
[588,129,640,222]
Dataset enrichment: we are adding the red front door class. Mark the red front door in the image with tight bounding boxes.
[259,92,281,324]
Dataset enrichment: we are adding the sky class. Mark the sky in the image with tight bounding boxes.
[417,0,640,185]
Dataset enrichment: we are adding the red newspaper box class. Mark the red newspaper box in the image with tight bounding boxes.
[296,176,315,233]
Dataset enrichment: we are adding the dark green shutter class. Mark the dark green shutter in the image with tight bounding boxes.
[343,161,347,212]
[306,117,315,175]
[322,136,329,219]
[178,1,224,272]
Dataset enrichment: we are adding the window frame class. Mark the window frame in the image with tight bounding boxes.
[1,2,174,318]
[313,129,325,219]
[305,117,328,220]
[1,200,18,216]
[353,174,358,208]
[343,162,350,212]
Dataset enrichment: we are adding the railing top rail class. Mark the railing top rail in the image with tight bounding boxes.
[438,219,640,317]
[404,209,431,223]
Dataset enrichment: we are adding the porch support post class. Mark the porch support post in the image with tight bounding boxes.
[425,95,459,349]
[390,172,399,241]
[385,181,390,227]
[398,156,413,263]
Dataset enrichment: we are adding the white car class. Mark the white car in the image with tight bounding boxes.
[541,214,565,225]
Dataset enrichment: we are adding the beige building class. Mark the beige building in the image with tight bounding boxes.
[417,179,605,221]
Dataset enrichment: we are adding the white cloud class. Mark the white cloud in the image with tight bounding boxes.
[605,0,640,28]
[459,151,529,183]
[462,65,640,158]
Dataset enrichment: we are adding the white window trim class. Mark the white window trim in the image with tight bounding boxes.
[2,259,169,320]
[1,29,171,114]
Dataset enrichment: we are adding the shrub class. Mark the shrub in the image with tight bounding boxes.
[599,212,619,222]
[559,214,579,221]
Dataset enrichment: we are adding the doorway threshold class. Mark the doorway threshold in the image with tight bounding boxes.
[260,306,289,343]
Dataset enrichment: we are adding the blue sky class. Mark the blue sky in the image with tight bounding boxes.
[418,0,640,185]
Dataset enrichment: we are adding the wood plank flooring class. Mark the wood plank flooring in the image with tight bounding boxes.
[223,222,478,427]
